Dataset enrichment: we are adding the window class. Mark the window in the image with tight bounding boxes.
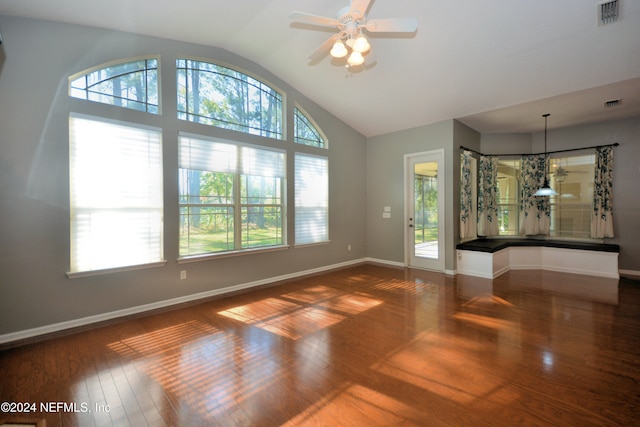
[69,58,159,113]
[549,154,595,238]
[414,172,438,246]
[177,59,283,139]
[69,116,164,274]
[178,135,285,256]
[497,159,520,236]
[68,55,330,269]
[493,154,596,238]
[295,154,329,244]
[294,107,326,148]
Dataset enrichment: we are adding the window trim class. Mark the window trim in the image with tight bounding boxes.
[67,260,168,279]
[177,244,290,264]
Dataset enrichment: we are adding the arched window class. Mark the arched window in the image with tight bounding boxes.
[177,59,283,139]
[69,57,159,114]
[294,106,326,148]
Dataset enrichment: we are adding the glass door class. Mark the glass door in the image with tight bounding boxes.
[406,150,445,271]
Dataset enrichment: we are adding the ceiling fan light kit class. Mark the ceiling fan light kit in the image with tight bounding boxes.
[290,0,417,69]
[334,31,369,66]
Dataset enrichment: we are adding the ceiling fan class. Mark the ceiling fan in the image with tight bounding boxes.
[551,161,589,182]
[289,0,418,67]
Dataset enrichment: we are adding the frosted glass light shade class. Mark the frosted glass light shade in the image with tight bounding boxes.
[330,41,348,58]
[347,51,365,66]
[352,36,370,53]
[533,179,558,196]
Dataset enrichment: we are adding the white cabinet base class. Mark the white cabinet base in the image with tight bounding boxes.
[457,247,619,279]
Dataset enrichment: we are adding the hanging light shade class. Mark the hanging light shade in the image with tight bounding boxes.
[352,35,370,53]
[330,40,348,58]
[347,51,365,66]
[533,113,559,197]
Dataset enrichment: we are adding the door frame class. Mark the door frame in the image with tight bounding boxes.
[404,149,446,271]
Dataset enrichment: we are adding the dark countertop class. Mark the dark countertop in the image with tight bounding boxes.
[456,238,620,253]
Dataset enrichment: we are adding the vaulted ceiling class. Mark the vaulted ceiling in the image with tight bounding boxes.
[1,0,639,136]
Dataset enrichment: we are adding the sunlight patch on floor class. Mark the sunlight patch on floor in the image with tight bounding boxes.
[280,383,425,427]
[218,290,382,340]
[371,331,521,408]
[108,321,285,421]
[451,312,515,331]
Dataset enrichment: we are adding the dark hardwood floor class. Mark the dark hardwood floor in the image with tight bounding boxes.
[1,264,639,426]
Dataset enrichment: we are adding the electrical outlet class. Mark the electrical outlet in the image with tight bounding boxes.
[180,270,187,280]
[347,244,352,251]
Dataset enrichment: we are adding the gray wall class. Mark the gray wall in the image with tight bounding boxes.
[0,16,367,336]
[481,132,532,155]
[366,120,479,272]
[481,117,640,271]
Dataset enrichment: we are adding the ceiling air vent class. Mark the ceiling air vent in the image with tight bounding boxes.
[599,0,619,25]
[604,99,621,108]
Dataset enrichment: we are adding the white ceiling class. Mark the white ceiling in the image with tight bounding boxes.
[1,0,639,136]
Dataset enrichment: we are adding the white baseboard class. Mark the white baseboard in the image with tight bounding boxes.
[0,258,368,345]
[367,258,456,276]
[364,257,406,268]
[620,269,640,279]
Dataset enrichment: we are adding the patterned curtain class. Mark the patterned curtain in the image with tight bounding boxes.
[519,155,550,235]
[460,150,473,239]
[591,146,614,238]
[477,156,500,236]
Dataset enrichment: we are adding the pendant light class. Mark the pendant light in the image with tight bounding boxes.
[533,113,558,197]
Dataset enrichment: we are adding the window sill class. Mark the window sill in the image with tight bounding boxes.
[293,240,331,248]
[66,260,168,279]
[177,245,290,264]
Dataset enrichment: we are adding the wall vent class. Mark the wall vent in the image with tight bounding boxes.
[604,99,621,108]
[599,0,619,25]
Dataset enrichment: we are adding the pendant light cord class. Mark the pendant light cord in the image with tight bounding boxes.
[543,113,550,176]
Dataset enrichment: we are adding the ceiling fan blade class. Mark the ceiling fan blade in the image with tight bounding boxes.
[290,11,341,28]
[365,18,418,33]
[308,34,340,63]
[349,0,372,20]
